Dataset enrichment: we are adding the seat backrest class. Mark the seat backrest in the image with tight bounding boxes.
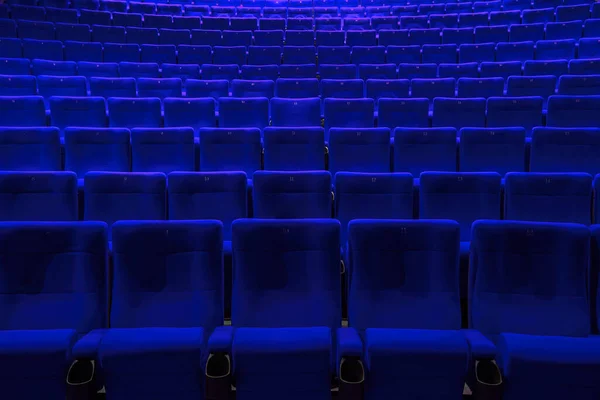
[108,97,162,129]
[323,98,375,140]
[199,127,262,176]
[0,172,77,221]
[263,127,325,171]
[558,75,600,96]
[336,173,414,245]
[131,128,195,173]
[419,172,502,242]
[0,75,37,96]
[459,127,525,175]
[49,96,107,131]
[348,220,461,331]
[393,127,457,175]
[270,97,321,127]
[0,221,107,333]
[84,172,167,241]
[163,98,216,132]
[110,221,223,330]
[275,78,319,98]
[231,79,275,98]
[231,219,341,328]
[486,96,544,136]
[219,97,270,129]
[0,95,46,127]
[0,127,61,171]
[64,127,130,177]
[469,220,591,337]
[90,77,137,98]
[328,127,391,176]
[504,172,592,225]
[547,95,600,128]
[78,61,119,78]
[432,97,486,130]
[253,171,332,218]
[168,172,247,242]
[379,98,429,129]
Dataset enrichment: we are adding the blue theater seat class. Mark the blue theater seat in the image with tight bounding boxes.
[379,98,429,129]
[432,97,486,130]
[18,20,55,41]
[525,60,568,78]
[318,46,352,64]
[458,43,495,63]
[10,5,46,21]
[119,62,160,78]
[324,98,374,140]
[366,79,410,104]
[168,171,246,251]
[547,95,600,128]
[469,220,600,400]
[346,30,377,46]
[546,21,583,41]
[285,30,314,46]
[0,75,37,96]
[480,61,522,79]
[271,97,321,127]
[438,62,479,79]
[90,77,136,98]
[558,75,600,95]
[253,171,332,218]
[0,221,107,400]
[504,172,592,224]
[162,64,201,81]
[346,220,469,400]
[141,44,177,64]
[177,45,212,65]
[489,10,521,26]
[55,23,91,43]
[283,46,316,64]
[578,38,600,59]
[535,39,577,60]
[530,127,600,175]
[569,59,600,75]
[137,78,183,99]
[359,64,397,80]
[159,28,191,46]
[329,127,391,176]
[0,172,77,221]
[127,27,160,45]
[32,60,77,76]
[507,76,556,107]
[164,97,215,132]
[112,12,143,27]
[263,127,325,171]
[474,25,508,44]
[442,28,475,46]
[144,15,174,30]
[334,173,414,245]
[378,30,410,46]
[430,14,459,29]
[108,97,162,129]
[409,28,442,45]
[191,29,222,46]
[222,31,253,47]
[0,127,61,171]
[0,95,46,127]
[422,44,458,64]
[0,39,22,59]
[556,4,590,22]
[509,23,545,43]
[320,64,358,79]
[131,127,194,173]
[522,7,555,24]
[219,97,269,130]
[411,78,456,107]
[103,43,140,63]
[49,96,107,131]
[78,61,119,78]
[45,7,78,23]
[80,9,111,26]
[23,39,63,61]
[254,30,284,46]
[457,77,504,97]
[321,78,365,98]
[64,127,130,179]
[231,79,275,98]
[92,25,126,44]
[199,127,261,177]
[0,58,30,75]
[459,12,489,28]
[185,80,229,110]
[393,127,457,176]
[584,19,600,38]
[221,219,341,400]
[173,16,202,30]
[419,171,502,243]
[275,78,319,98]
[86,220,223,399]
[248,46,282,65]
[459,127,526,174]
[486,96,544,136]
[279,63,318,78]
[201,64,240,81]
[496,41,535,62]
[84,172,167,241]
[241,65,279,80]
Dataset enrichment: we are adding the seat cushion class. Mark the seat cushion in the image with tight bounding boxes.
[497,333,600,399]
[366,328,469,399]
[0,329,77,400]
[233,327,332,400]
[98,327,205,399]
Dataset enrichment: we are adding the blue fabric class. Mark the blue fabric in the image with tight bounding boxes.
[231,79,274,98]
[496,41,535,62]
[207,325,234,353]
[510,23,545,42]
[233,327,332,400]
[84,172,167,241]
[444,28,475,46]
[399,62,437,80]
[348,220,461,331]
[365,328,469,400]
[219,97,269,130]
[337,327,362,358]
[90,77,137,98]
[496,333,600,400]
[275,77,319,97]
[469,220,591,337]
[263,127,325,171]
[252,171,332,219]
[459,127,526,175]
[177,45,213,65]
[77,62,119,78]
[318,46,352,64]
[167,171,247,242]
[23,39,63,61]
[103,44,140,63]
[199,127,262,176]
[480,61,523,79]
[335,173,414,245]
[110,221,223,331]
[72,328,108,359]
[0,75,36,96]
[393,127,457,176]
[213,46,248,65]
[162,64,201,80]
[548,95,600,128]
[241,65,279,81]
[438,62,479,79]
[379,98,429,129]
[141,44,177,64]
[590,225,600,331]
[422,44,457,64]
[530,127,600,176]
[137,77,182,99]
[524,60,568,77]
[432,97,486,130]
[536,39,577,60]
[352,46,386,65]
[387,46,422,64]
[419,172,502,242]
[131,127,195,173]
[505,172,593,225]
[99,327,206,400]
[412,78,456,105]
[458,77,504,98]
[365,79,410,104]
[163,97,215,133]
[486,96,543,136]
[270,97,321,127]
[0,95,46,127]
[0,329,77,400]
[108,97,161,128]
[279,63,317,78]
[118,62,160,79]
[50,96,107,131]
[0,127,61,171]
[38,76,87,108]
[463,329,496,359]
[328,127,390,176]
[0,222,107,334]
[231,219,341,328]
[559,74,600,96]
[0,171,77,221]
[247,46,282,65]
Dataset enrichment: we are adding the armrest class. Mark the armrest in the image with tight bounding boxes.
[71,329,108,360]
[337,327,363,360]
[463,329,497,360]
[207,326,234,354]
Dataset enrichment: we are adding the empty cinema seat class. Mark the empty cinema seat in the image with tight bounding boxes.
[379,98,430,129]
[83,172,167,241]
[432,98,486,130]
[271,97,321,127]
[219,97,270,130]
[346,220,470,399]
[131,128,194,173]
[469,220,600,400]
[72,220,224,399]
[198,128,261,178]
[0,172,77,221]
[90,78,137,99]
[253,171,332,218]
[486,97,544,136]
[393,127,457,176]
[504,172,593,224]
[0,221,107,399]
[137,78,183,99]
[49,97,107,132]
[328,128,391,176]
[0,75,36,96]
[530,127,600,176]
[335,173,414,245]
[0,127,61,171]
[547,96,600,128]
[263,127,325,171]
[163,98,216,133]
[324,98,375,140]
[0,96,46,127]
[108,98,162,129]
[459,127,526,175]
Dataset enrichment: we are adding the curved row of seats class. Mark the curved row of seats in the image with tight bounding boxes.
[3,19,600,46]
[2,126,598,177]
[3,57,599,78]
[3,217,600,399]
[1,39,598,66]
